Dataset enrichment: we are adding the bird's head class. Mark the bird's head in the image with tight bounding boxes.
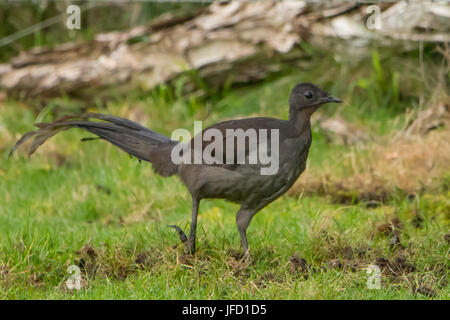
[289,83,341,112]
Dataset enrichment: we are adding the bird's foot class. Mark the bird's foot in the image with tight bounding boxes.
[227,250,252,270]
[169,225,197,254]
[185,242,195,255]
[169,225,188,244]
[241,251,253,265]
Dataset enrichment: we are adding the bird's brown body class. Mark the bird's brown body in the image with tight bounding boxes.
[180,118,312,205]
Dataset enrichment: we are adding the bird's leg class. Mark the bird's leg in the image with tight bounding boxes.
[236,207,258,260]
[186,198,200,254]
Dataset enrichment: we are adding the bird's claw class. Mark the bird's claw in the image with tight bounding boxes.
[241,251,253,265]
[169,225,188,243]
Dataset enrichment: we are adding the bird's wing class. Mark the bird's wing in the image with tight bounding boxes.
[188,117,285,169]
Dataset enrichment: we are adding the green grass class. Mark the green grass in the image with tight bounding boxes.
[0,44,449,299]
[0,144,448,299]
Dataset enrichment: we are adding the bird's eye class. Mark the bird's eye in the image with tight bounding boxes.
[304,91,314,99]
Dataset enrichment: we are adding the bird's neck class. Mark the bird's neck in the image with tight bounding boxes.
[289,106,317,135]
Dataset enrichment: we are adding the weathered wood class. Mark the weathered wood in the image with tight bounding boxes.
[0,1,448,101]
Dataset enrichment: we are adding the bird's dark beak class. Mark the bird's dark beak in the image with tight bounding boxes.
[323,96,342,103]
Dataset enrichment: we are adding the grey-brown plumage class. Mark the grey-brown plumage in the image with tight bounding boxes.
[10,83,341,256]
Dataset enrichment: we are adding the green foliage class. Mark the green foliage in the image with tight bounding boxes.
[356,51,401,112]
[1,66,449,298]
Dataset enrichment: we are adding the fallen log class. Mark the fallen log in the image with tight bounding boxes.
[0,0,448,101]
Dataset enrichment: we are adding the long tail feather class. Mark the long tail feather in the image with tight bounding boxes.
[10,113,179,177]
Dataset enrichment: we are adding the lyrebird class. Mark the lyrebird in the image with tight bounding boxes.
[11,83,341,257]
